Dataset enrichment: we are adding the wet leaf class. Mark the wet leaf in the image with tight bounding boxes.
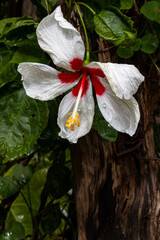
[4,221,25,240]
[0,50,18,88]
[13,164,34,187]
[94,7,136,46]
[0,89,49,162]
[8,164,49,235]
[0,176,20,199]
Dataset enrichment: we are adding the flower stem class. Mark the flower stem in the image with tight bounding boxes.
[149,55,160,74]
[74,2,90,63]
[77,2,96,15]
[68,0,72,9]
[65,0,69,8]
[44,0,49,14]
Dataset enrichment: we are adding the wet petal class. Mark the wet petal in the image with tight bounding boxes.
[36,6,85,71]
[96,78,140,136]
[58,80,94,143]
[87,62,144,99]
[18,62,79,101]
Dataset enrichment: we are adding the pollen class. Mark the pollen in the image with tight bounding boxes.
[65,113,80,131]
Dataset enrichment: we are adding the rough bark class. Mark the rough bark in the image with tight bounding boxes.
[71,39,160,240]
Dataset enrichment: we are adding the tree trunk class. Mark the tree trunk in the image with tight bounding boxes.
[71,39,160,240]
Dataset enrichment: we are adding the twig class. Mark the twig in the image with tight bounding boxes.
[134,0,141,15]
[1,150,36,175]
[117,141,143,157]
[93,46,115,54]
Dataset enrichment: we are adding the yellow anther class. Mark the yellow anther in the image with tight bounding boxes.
[65,112,80,131]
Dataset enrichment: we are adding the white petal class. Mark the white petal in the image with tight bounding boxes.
[18,63,79,101]
[36,6,85,71]
[96,78,140,136]
[87,62,144,99]
[58,81,94,143]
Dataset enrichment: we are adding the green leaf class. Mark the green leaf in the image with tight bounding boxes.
[0,17,37,37]
[7,164,49,235]
[0,89,49,162]
[80,0,120,29]
[117,46,134,58]
[0,50,13,68]
[0,18,17,36]
[140,1,160,23]
[11,43,50,64]
[92,106,118,142]
[13,164,34,187]
[5,221,25,240]
[120,0,133,9]
[0,17,37,46]
[0,81,22,100]
[41,203,61,234]
[0,235,14,240]
[46,163,72,199]
[141,33,159,54]
[0,176,20,199]
[0,50,18,88]
[130,38,141,51]
[94,7,136,46]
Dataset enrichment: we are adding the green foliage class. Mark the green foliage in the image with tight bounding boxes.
[13,164,34,187]
[130,38,141,51]
[0,49,18,88]
[0,89,48,162]
[141,33,159,54]
[80,0,120,11]
[94,7,136,47]
[8,163,49,235]
[117,46,134,58]
[4,221,25,240]
[0,17,37,46]
[41,203,62,234]
[0,176,20,199]
[120,0,133,10]
[45,162,72,199]
[140,1,160,23]
[11,43,50,64]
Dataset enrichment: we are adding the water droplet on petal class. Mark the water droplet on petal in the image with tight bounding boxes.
[102,103,106,108]
[78,108,81,112]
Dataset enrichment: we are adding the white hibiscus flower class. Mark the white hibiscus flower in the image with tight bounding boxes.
[18,6,144,143]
